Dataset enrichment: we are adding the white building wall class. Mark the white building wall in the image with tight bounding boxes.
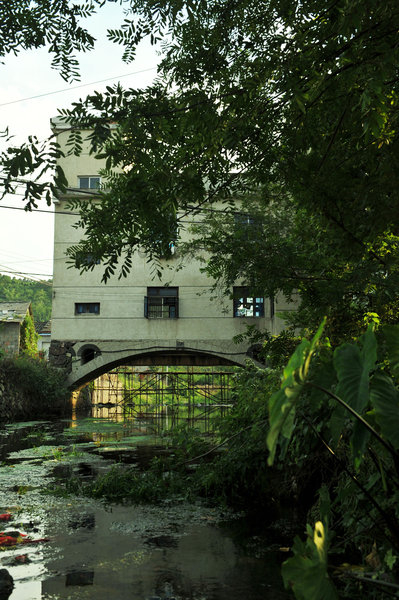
[50,118,294,376]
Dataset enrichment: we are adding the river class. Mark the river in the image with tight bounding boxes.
[0,418,293,600]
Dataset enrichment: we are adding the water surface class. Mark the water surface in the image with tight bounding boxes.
[0,419,291,600]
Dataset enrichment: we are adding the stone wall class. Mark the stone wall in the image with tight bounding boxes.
[48,340,76,373]
[0,322,20,355]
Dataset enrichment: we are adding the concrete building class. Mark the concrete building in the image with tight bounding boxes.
[0,302,33,355]
[49,118,294,388]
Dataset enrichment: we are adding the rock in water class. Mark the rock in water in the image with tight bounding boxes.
[0,569,14,599]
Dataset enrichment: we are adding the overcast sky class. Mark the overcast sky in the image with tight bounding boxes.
[0,3,158,282]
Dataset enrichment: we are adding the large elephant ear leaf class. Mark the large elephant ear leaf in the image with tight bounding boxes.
[370,373,399,450]
[267,320,326,466]
[267,340,310,466]
[383,325,399,378]
[333,325,377,414]
[333,326,377,467]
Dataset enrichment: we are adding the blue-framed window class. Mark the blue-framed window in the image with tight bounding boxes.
[233,287,264,317]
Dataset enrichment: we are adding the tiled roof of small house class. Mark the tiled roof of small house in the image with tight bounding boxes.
[0,302,31,323]
[36,320,51,335]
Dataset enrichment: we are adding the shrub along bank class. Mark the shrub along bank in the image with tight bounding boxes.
[0,355,70,421]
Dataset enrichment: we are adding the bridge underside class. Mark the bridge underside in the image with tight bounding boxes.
[50,338,263,390]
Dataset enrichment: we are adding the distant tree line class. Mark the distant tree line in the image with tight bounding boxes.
[0,274,52,323]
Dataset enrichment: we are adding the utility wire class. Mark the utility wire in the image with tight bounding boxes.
[0,269,52,278]
[0,264,52,284]
[0,203,208,224]
[0,66,158,107]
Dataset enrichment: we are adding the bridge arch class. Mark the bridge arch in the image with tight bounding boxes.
[64,339,263,390]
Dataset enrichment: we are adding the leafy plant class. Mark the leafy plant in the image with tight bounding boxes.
[20,313,38,357]
[0,274,52,322]
[0,354,70,419]
[268,322,399,597]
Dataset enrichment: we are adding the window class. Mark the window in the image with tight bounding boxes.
[234,213,255,227]
[78,176,101,189]
[75,252,101,267]
[75,303,100,315]
[233,287,264,317]
[144,287,178,319]
[234,213,260,241]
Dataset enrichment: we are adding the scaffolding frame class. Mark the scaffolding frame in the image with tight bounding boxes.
[91,366,235,432]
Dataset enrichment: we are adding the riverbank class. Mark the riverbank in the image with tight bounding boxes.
[0,355,70,422]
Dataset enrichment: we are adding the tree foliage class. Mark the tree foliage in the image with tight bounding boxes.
[0,354,70,418]
[20,313,39,357]
[0,274,52,322]
[1,2,399,324]
[23,0,396,334]
[0,0,104,82]
[0,0,136,209]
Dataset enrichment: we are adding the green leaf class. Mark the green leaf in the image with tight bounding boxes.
[267,320,326,465]
[333,326,377,466]
[282,522,338,600]
[267,339,309,466]
[333,326,377,414]
[385,549,397,570]
[370,373,399,449]
[383,325,399,377]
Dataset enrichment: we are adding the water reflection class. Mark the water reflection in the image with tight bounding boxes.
[0,420,291,600]
[40,506,288,600]
[65,571,94,586]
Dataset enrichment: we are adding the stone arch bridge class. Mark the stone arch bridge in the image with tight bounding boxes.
[50,337,263,390]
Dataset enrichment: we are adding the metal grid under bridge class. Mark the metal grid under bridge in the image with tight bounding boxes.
[90,367,235,432]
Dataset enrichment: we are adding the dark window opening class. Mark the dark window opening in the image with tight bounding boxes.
[234,213,261,241]
[234,214,255,227]
[75,302,100,315]
[81,347,95,365]
[75,252,101,267]
[80,345,100,365]
[145,287,178,319]
[233,287,264,317]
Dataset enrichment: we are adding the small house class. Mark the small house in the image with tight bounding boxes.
[0,302,34,355]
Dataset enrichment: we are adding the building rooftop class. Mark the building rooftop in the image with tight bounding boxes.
[36,320,52,335]
[0,302,31,323]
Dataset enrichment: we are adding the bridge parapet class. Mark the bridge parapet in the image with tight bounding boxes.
[50,337,263,390]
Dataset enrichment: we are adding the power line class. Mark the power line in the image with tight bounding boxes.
[0,265,52,284]
[0,269,52,277]
[0,203,205,224]
[0,257,53,264]
[0,204,69,215]
[0,66,158,108]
